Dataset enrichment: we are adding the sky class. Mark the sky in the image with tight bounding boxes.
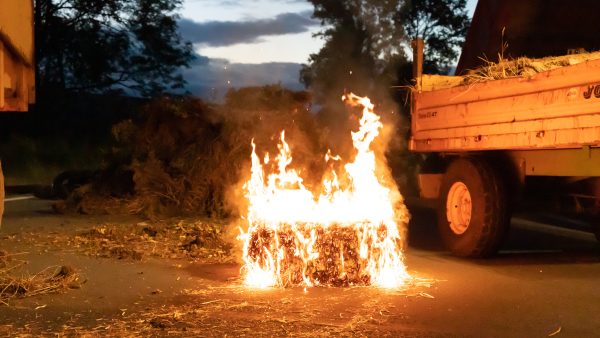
[179,0,478,100]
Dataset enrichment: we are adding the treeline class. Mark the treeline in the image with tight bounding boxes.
[0,0,470,194]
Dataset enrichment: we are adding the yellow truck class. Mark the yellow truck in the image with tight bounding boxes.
[411,0,600,257]
[0,0,36,226]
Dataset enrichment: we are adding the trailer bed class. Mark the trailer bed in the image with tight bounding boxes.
[410,58,600,152]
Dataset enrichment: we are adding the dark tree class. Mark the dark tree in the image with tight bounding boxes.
[300,0,405,107]
[300,0,469,195]
[35,0,193,97]
[396,0,470,73]
[301,0,470,104]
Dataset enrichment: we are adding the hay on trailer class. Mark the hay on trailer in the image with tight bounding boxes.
[462,51,600,84]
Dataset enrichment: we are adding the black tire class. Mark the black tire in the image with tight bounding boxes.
[437,157,509,257]
[51,170,95,199]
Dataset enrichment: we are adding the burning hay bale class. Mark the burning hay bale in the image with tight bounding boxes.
[0,251,84,305]
[243,221,408,288]
[239,94,411,288]
[245,225,386,287]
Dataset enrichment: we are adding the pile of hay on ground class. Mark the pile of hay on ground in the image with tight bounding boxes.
[65,219,235,262]
[0,251,83,305]
[59,85,325,219]
[463,51,600,84]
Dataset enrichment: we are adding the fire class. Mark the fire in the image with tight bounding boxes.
[238,93,411,288]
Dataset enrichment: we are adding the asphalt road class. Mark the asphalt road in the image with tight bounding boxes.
[0,197,599,337]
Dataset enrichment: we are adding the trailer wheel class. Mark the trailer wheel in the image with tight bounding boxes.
[437,158,509,257]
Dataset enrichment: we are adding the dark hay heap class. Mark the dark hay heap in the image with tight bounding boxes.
[67,219,234,262]
[246,224,401,287]
[0,251,84,305]
[60,85,325,219]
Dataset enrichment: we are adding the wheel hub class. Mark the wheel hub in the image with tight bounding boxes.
[446,181,472,235]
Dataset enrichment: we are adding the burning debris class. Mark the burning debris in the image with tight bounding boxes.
[239,94,411,288]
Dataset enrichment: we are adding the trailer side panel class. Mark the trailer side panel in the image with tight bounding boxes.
[411,59,600,152]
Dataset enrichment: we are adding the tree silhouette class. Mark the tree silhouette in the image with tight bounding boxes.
[35,0,193,97]
[301,0,470,105]
[300,0,405,108]
[397,0,470,73]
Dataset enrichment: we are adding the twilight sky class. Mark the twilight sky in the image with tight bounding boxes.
[179,0,478,100]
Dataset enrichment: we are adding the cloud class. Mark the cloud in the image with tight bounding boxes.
[179,11,319,47]
[190,53,210,66]
[182,55,304,101]
[188,0,308,8]
[187,0,242,6]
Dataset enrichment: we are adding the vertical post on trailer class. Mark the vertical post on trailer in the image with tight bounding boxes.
[412,38,424,91]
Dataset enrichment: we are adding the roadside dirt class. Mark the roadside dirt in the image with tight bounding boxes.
[2,198,600,337]
[0,199,440,337]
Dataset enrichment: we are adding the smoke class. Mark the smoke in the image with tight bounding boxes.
[219,52,412,222]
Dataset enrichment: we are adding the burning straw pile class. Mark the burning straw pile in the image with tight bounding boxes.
[0,251,83,305]
[239,94,411,288]
[245,225,380,287]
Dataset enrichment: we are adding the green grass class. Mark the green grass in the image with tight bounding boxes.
[0,134,106,185]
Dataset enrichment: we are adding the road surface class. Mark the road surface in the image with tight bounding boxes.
[0,197,599,337]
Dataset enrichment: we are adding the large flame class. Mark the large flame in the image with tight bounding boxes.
[238,93,410,288]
